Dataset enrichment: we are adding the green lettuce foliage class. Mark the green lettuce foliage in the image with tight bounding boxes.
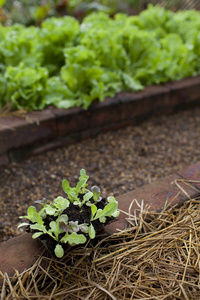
[1,5,200,111]
[5,63,48,110]
[0,24,41,68]
[37,16,80,75]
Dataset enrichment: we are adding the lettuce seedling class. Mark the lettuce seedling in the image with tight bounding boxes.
[18,169,120,258]
[91,185,102,202]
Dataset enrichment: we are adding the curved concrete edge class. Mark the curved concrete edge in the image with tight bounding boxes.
[0,76,200,165]
[0,161,200,284]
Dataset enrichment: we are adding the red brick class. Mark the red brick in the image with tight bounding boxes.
[119,85,171,121]
[169,76,200,105]
[0,233,47,285]
[177,162,200,190]
[50,106,91,136]
[0,109,56,154]
[104,173,200,235]
[88,97,122,128]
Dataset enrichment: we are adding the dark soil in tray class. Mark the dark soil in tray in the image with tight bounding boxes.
[28,196,114,256]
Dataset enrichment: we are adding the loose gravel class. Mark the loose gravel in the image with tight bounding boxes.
[1,106,200,242]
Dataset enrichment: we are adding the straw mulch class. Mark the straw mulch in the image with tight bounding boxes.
[1,196,200,299]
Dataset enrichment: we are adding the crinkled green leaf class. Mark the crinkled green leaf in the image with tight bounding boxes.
[54,196,70,211]
[112,210,120,218]
[5,63,48,111]
[45,206,56,215]
[49,221,57,232]
[61,232,87,245]
[30,223,47,233]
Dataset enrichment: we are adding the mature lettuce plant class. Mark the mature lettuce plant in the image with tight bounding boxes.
[18,169,120,258]
[5,63,48,110]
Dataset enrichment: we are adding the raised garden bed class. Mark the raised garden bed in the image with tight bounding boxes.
[1,75,200,166]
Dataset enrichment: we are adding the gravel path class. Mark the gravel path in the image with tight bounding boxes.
[1,106,200,242]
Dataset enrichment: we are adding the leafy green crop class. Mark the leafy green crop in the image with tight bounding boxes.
[37,16,80,75]
[1,5,200,111]
[5,63,48,110]
[18,169,120,258]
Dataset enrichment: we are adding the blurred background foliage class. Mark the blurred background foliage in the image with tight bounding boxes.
[1,0,199,26]
[0,0,141,26]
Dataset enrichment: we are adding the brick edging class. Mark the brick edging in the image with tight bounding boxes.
[104,162,200,234]
[1,76,200,166]
[1,162,200,283]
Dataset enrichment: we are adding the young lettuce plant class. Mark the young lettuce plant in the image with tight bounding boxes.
[18,169,120,258]
[89,196,119,238]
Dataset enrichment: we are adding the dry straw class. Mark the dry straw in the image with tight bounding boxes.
[1,182,200,299]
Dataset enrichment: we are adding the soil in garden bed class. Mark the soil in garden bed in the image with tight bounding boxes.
[1,105,200,242]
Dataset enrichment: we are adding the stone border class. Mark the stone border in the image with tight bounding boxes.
[1,76,200,166]
[0,161,200,284]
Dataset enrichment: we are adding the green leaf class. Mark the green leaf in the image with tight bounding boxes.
[79,169,89,181]
[61,232,86,245]
[88,224,96,239]
[27,206,44,225]
[30,223,47,233]
[62,179,70,193]
[99,216,106,223]
[46,206,56,215]
[80,169,87,177]
[76,179,87,192]
[77,169,89,193]
[54,196,70,210]
[121,72,143,91]
[79,224,89,233]
[91,185,101,202]
[90,204,97,220]
[59,214,69,223]
[17,222,30,228]
[48,219,63,241]
[70,190,80,202]
[107,196,116,203]
[83,191,93,202]
[91,202,118,221]
[54,244,64,258]
[49,221,57,232]
[112,210,120,218]
[68,232,87,245]
[26,206,37,222]
[32,232,44,239]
